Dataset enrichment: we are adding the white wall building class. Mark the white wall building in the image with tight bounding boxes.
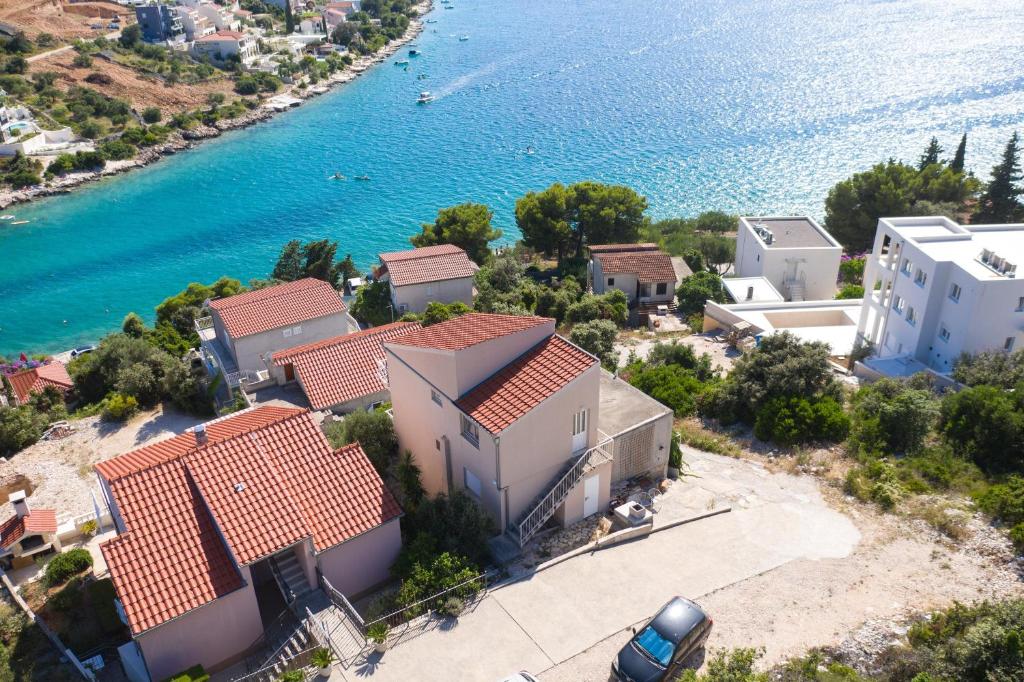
[857,216,1024,376]
[734,216,842,301]
[191,29,258,65]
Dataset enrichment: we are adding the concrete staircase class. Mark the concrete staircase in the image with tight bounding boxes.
[786,281,805,302]
[246,621,315,682]
[272,551,312,603]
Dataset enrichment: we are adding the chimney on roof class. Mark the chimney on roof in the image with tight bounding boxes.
[194,423,208,445]
[9,490,29,518]
[746,286,754,301]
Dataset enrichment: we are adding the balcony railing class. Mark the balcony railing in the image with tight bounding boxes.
[195,316,214,332]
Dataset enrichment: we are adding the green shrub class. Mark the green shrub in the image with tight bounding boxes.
[102,392,138,421]
[1009,523,1024,552]
[0,405,49,456]
[676,271,727,315]
[836,284,865,300]
[323,409,397,473]
[142,107,162,123]
[628,363,710,417]
[668,431,682,469]
[100,139,136,161]
[678,647,768,681]
[44,549,93,587]
[976,476,1024,525]
[753,396,849,446]
[870,480,903,510]
[677,423,741,458]
[165,664,210,682]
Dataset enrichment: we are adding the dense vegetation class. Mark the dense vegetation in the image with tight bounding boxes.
[410,203,503,265]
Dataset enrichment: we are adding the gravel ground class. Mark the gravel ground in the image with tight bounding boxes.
[615,332,739,373]
[0,405,203,517]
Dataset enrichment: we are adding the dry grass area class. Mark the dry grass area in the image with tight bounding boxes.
[0,0,125,41]
[29,50,236,114]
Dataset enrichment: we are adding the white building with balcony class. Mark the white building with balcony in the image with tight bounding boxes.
[856,216,1024,376]
[734,216,842,301]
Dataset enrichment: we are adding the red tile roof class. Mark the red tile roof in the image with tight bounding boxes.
[7,362,72,405]
[456,335,597,433]
[273,322,421,410]
[386,313,551,351]
[378,244,477,287]
[196,30,245,41]
[209,278,346,339]
[588,243,660,253]
[593,249,677,284]
[99,408,401,635]
[95,406,302,481]
[0,510,57,550]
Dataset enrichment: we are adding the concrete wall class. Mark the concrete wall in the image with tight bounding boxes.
[555,459,611,526]
[390,276,475,315]
[136,566,263,681]
[225,312,351,375]
[317,519,402,597]
[609,412,672,483]
[735,218,841,301]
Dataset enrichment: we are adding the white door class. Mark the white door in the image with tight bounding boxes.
[572,409,588,453]
[583,475,600,518]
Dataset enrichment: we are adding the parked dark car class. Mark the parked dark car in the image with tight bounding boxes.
[611,597,712,682]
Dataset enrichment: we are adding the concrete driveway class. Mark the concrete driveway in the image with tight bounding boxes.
[335,451,859,681]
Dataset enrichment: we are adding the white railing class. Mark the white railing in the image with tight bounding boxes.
[194,316,214,333]
[515,435,613,547]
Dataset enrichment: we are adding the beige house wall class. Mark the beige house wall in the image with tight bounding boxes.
[230,313,352,376]
[592,261,675,305]
[555,459,612,526]
[609,412,673,483]
[136,566,263,681]
[317,518,402,597]
[390,276,475,315]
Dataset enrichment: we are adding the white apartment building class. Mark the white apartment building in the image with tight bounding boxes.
[734,216,842,301]
[191,29,258,65]
[857,216,1024,375]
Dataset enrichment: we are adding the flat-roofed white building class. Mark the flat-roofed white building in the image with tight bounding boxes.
[734,216,843,302]
[857,216,1024,375]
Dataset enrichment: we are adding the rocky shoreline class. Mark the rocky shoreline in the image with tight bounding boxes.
[0,5,428,210]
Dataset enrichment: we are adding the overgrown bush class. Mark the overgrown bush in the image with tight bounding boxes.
[952,349,1024,389]
[676,271,727,315]
[753,396,849,446]
[102,392,138,421]
[678,647,768,681]
[323,410,397,474]
[422,301,470,327]
[628,363,710,417]
[848,377,938,457]
[0,405,49,456]
[44,549,93,587]
[569,319,618,369]
[939,384,1024,474]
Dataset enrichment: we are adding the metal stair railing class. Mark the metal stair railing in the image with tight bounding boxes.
[514,435,612,547]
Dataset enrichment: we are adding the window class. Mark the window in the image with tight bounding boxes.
[292,325,302,336]
[901,258,913,275]
[914,269,927,286]
[607,277,615,286]
[639,283,651,298]
[1017,296,1024,311]
[892,295,905,313]
[950,283,962,301]
[431,389,442,406]
[656,282,667,296]
[1006,337,1016,352]
[460,414,479,448]
[906,307,917,325]
[283,328,292,338]
[463,467,482,497]
[573,409,587,436]
[939,325,950,342]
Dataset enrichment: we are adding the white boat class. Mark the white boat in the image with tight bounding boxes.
[459,35,469,41]
[10,220,28,225]
[395,59,410,65]
[0,215,13,220]
[417,91,434,104]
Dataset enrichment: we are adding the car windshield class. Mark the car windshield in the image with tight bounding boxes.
[634,626,673,667]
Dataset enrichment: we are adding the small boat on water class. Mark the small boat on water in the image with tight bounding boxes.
[426,18,437,23]
[395,59,410,65]
[525,145,536,156]
[331,172,346,180]
[417,91,434,104]
[417,73,429,80]
[355,175,370,181]
[0,215,14,220]
[459,35,469,41]
[10,220,28,225]
[409,49,421,56]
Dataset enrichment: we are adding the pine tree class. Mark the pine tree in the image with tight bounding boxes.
[918,136,943,171]
[976,132,1023,223]
[285,1,294,34]
[950,133,968,174]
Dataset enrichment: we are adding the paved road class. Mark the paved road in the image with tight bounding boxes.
[332,451,859,681]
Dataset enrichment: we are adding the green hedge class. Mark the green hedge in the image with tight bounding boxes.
[164,664,209,682]
[43,548,93,587]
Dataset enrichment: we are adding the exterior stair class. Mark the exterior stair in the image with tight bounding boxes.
[271,551,312,604]
[786,281,805,302]
[506,436,613,549]
[241,620,314,682]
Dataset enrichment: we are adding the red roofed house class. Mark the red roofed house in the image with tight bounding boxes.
[589,243,678,306]
[0,491,60,570]
[376,244,478,315]
[95,406,401,680]
[384,313,614,549]
[195,278,355,390]
[271,321,421,414]
[190,29,258,65]
[5,360,73,406]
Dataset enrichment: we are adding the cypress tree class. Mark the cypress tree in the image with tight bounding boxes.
[918,136,943,171]
[285,0,294,34]
[976,132,1023,223]
[950,133,968,174]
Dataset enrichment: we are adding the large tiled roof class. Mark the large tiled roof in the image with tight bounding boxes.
[99,408,401,635]
[7,362,72,405]
[386,313,550,352]
[456,335,597,433]
[588,243,660,253]
[273,322,420,410]
[593,248,677,284]
[378,244,477,287]
[208,278,346,339]
[0,509,57,549]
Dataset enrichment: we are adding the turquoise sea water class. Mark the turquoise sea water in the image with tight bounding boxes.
[3,0,1024,356]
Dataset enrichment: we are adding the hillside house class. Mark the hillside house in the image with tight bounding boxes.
[376,244,478,315]
[191,30,258,65]
[5,361,73,406]
[590,244,678,307]
[0,491,60,571]
[96,407,401,681]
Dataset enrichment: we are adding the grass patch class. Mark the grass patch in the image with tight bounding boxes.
[676,420,742,458]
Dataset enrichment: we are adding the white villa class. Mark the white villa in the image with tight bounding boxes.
[191,30,258,65]
[0,106,77,157]
[734,216,842,301]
